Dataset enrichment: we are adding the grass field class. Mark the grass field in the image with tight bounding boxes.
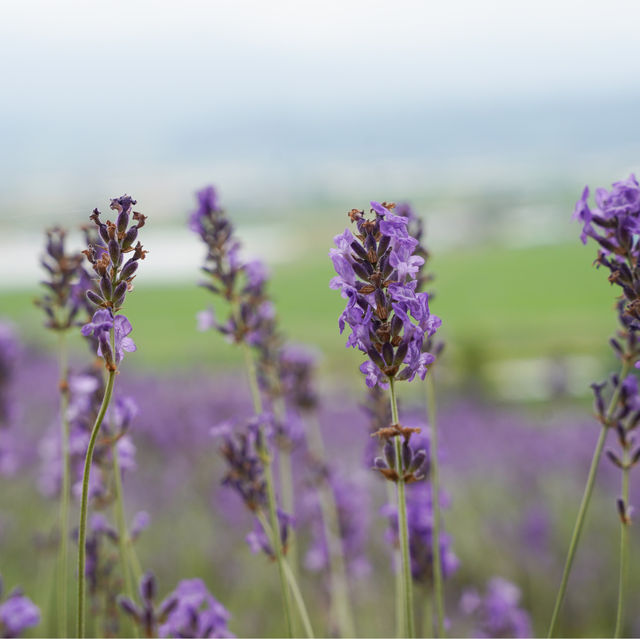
[0,238,619,387]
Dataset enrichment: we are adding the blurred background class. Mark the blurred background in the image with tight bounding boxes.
[3,1,640,636]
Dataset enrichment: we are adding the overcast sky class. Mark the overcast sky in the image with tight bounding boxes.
[4,0,639,108]
[2,1,640,219]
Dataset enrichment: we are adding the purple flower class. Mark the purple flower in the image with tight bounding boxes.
[0,588,40,638]
[330,202,440,388]
[81,311,136,368]
[246,510,294,559]
[189,185,221,236]
[83,195,147,317]
[460,577,532,638]
[158,579,233,638]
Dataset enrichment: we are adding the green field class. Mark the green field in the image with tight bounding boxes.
[0,239,618,389]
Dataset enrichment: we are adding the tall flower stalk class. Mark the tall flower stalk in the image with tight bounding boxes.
[75,195,147,637]
[36,227,88,637]
[285,344,359,637]
[549,175,640,636]
[330,201,441,638]
[190,186,310,637]
[396,202,447,636]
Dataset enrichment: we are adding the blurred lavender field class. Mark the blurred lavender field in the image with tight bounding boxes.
[4,2,640,638]
[2,323,640,636]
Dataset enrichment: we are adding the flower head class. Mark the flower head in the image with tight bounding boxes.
[0,588,40,638]
[330,201,441,388]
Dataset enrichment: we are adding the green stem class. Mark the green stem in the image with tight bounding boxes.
[388,480,404,638]
[77,369,116,638]
[256,511,315,638]
[275,396,298,582]
[282,557,315,639]
[547,359,631,637]
[57,332,71,638]
[307,415,356,637]
[112,444,139,638]
[389,378,415,638]
[425,374,445,637]
[423,590,433,638]
[614,447,630,638]
[242,342,263,414]
[242,344,294,638]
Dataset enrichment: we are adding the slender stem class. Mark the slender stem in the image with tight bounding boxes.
[242,343,294,638]
[274,395,299,581]
[242,342,263,414]
[423,590,433,638]
[112,444,139,638]
[388,480,404,638]
[547,359,631,637]
[307,414,356,637]
[614,446,630,638]
[128,542,144,586]
[282,557,315,639]
[385,392,404,637]
[425,373,445,637]
[256,510,315,638]
[389,378,416,638]
[77,369,116,638]
[57,331,71,638]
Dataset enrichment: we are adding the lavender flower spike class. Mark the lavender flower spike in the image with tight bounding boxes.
[330,201,442,638]
[549,177,640,637]
[76,195,148,639]
[330,202,440,388]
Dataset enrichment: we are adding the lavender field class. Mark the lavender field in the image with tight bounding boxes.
[5,3,640,638]
[0,180,640,639]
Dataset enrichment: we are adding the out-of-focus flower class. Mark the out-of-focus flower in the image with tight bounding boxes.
[0,584,40,638]
[460,577,532,638]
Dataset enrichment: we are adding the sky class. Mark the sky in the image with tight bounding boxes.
[2,0,640,222]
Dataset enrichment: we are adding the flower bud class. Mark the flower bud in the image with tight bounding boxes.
[401,440,412,470]
[384,440,396,469]
[120,259,138,281]
[108,239,120,265]
[86,290,105,307]
[139,572,156,603]
[117,209,129,234]
[100,276,112,300]
[123,226,138,250]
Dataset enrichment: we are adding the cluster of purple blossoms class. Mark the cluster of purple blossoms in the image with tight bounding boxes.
[381,429,458,584]
[0,577,40,639]
[599,373,640,522]
[574,176,640,521]
[212,416,293,558]
[330,201,441,389]
[191,186,305,449]
[191,186,276,349]
[81,195,147,370]
[573,176,640,365]
[394,203,432,294]
[120,574,233,638]
[460,577,532,638]
[35,227,91,332]
[38,373,138,502]
[158,579,234,639]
